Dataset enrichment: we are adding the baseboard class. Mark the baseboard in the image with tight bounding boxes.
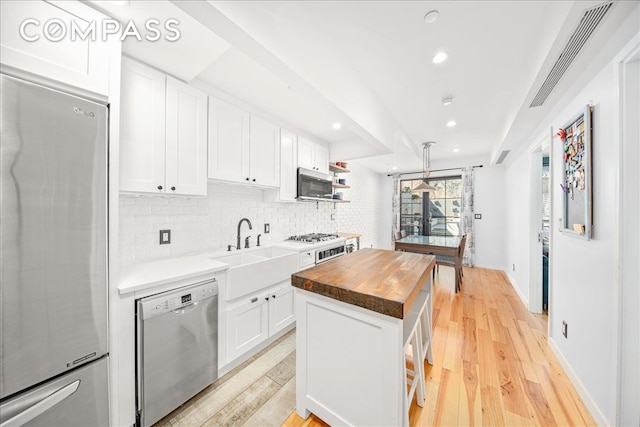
[548,337,609,426]
[471,262,504,270]
[504,271,529,307]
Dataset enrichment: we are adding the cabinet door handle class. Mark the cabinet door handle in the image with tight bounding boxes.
[157,185,163,190]
[250,297,258,303]
[246,177,250,181]
[265,297,270,301]
[272,295,276,299]
[171,186,176,191]
[252,178,256,182]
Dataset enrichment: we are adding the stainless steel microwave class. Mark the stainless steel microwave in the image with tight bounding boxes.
[297,167,333,201]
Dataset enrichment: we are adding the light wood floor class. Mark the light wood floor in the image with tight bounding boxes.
[283,266,596,427]
[154,329,297,427]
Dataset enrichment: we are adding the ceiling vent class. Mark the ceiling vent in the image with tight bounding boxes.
[496,150,511,165]
[529,1,614,108]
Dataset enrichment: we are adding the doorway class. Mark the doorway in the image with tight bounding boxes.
[529,137,550,315]
[541,156,550,312]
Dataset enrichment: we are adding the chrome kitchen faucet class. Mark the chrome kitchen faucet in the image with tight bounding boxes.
[236,218,252,250]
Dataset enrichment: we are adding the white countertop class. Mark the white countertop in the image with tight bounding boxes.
[118,255,229,295]
[118,239,347,296]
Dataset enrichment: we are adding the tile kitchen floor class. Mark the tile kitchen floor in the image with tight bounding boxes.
[154,329,297,427]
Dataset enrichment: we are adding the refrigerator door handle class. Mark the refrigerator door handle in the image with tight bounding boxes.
[0,380,80,427]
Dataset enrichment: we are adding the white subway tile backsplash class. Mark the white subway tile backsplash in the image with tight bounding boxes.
[118,162,387,265]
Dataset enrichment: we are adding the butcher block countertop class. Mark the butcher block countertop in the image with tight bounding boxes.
[291,248,435,319]
[336,232,361,239]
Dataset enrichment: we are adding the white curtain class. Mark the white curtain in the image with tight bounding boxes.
[391,174,401,240]
[461,166,475,266]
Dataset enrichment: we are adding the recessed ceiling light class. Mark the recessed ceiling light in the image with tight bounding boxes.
[332,122,342,130]
[453,148,460,153]
[446,120,457,127]
[391,166,398,170]
[442,97,454,106]
[424,10,439,24]
[432,51,448,64]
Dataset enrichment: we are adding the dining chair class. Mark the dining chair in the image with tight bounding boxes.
[434,235,467,290]
[400,230,408,238]
[393,230,402,241]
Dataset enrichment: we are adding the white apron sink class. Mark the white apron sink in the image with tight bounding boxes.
[211,247,298,301]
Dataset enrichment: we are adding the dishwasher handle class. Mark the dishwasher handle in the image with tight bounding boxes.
[171,301,198,315]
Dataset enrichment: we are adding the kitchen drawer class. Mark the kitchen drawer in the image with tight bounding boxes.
[299,250,314,269]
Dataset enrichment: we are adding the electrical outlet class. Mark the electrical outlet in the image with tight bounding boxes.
[330,213,335,221]
[562,321,568,338]
[264,224,270,234]
[474,213,482,219]
[159,229,171,245]
[512,264,516,271]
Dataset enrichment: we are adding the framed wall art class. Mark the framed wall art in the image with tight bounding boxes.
[559,104,593,239]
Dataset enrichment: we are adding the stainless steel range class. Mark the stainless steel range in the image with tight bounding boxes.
[287,233,341,243]
[275,233,346,269]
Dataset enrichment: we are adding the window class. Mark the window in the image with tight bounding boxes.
[400,176,462,237]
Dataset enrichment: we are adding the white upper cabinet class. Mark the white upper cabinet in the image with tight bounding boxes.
[250,116,281,187]
[298,137,329,173]
[315,145,330,174]
[120,58,166,194]
[165,77,208,196]
[0,0,116,96]
[208,97,250,183]
[208,97,280,188]
[279,129,298,201]
[120,58,207,196]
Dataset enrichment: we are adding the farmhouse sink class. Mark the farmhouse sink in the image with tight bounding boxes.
[215,252,267,267]
[249,246,296,259]
[211,247,298,301]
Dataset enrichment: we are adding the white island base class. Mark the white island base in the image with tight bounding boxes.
[295,280,432,427]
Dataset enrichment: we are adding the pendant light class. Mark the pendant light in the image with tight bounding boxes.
[413,141,436,193]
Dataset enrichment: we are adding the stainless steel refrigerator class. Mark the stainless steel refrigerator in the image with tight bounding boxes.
[0,74,109,426]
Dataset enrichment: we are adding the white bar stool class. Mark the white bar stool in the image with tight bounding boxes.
[402,308,426,426]
[417,292,433,364]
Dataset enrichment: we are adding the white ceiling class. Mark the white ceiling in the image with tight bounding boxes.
[91,0,639,174]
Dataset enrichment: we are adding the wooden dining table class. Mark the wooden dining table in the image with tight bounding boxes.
[394,235,463,292]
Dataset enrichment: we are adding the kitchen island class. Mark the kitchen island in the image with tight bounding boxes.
[292,248,435,427]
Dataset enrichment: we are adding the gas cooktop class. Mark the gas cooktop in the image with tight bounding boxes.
[287,233,340,243]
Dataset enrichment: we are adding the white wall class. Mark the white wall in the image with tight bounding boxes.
[504,151,533,304]
[502,20,640,425]
[473,166,506,270]
[548,61,618,426]
[618,52,639,427]
[119,162,386,264]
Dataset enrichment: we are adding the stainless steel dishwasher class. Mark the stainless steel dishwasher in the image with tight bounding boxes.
[136,278,219,427]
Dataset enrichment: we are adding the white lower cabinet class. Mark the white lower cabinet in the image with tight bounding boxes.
[224,283,295,365]
[268,285,296,336]
[226,294,269,363]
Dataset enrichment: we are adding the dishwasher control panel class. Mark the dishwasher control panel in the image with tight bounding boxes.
[139,279,218,320]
